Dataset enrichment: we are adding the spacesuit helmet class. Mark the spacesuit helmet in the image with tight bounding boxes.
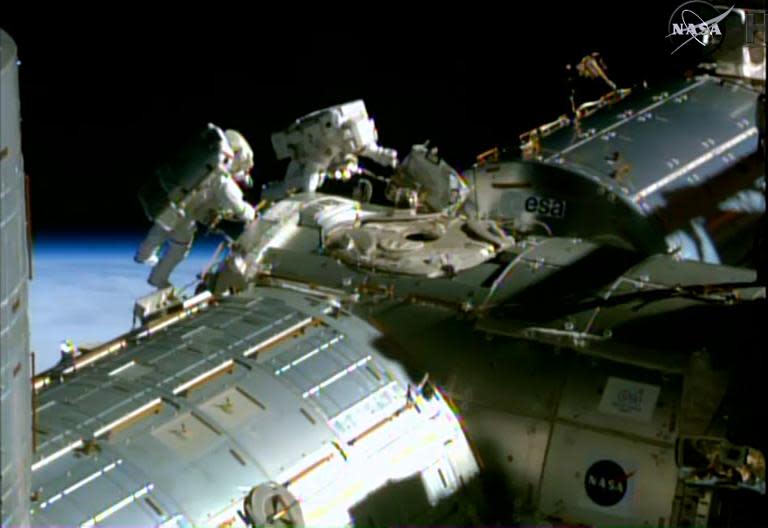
[225,129,254,188]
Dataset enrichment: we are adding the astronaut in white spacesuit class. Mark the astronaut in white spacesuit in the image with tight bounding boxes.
[135,128,256,289]
[263,100,398,200]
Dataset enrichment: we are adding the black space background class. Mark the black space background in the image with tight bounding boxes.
[1,4,756,234]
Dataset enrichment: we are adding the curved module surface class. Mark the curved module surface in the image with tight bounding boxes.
[1,27,32,528]
[29,288,479,527]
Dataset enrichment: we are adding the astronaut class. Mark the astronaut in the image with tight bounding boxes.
[225,129,255,188]
[134,127,256,289]
[263,100,398,200]
[58,339,79,368]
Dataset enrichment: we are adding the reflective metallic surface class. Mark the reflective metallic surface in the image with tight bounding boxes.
[205,189,765,526]
[0,28,32,528]
[469,76,764,264]
[29,289,479,527]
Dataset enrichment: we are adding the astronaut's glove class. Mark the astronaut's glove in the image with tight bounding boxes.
[233,171,254,189]
[328,154,360,181]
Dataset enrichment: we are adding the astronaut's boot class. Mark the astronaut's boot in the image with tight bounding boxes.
[135,223,170,266]
[147,239,191,289]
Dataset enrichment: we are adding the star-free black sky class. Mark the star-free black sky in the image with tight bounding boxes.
[3,5,708,235]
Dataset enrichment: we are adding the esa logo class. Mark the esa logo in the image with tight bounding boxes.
[524,195,566,219]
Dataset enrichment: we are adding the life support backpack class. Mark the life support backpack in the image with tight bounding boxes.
[138,124,227,221]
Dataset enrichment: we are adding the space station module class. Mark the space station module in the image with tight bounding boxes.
[263,100,398,200]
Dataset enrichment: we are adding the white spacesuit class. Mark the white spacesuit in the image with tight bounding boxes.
[135,127,256,289]
[225,129,255,187]
[58,339,78,366]
[264,100,398,200]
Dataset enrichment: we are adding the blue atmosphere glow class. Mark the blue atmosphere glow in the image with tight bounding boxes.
[30,233,221,372]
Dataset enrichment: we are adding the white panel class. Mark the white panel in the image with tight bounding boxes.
[598,377,661,422]
[152,412,221,460]
[199,386,264,431]
[539,422,677,526]
[557,359,680,443]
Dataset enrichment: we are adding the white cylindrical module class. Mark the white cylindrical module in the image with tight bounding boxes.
[28,289,481,527]
[0,28,32,528]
